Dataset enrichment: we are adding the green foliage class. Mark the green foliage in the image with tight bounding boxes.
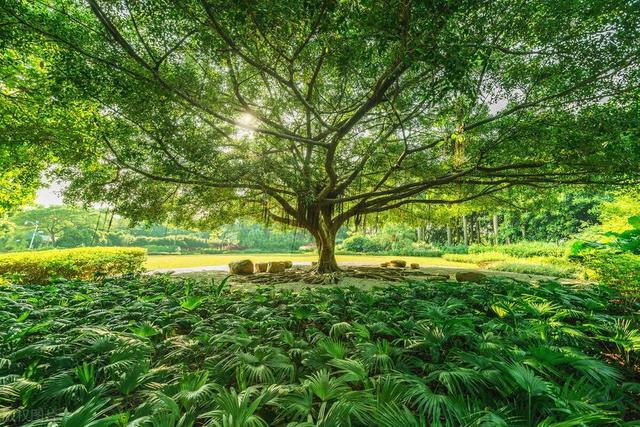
[576,249,640,292]
[589,191,640,235]
[0,275,638,425]
[0,247,146,284]
[444,251,581,278]
[496,190,607,243]
[487,261,580,279]
[576,216,640,255]
[439,245,468,254]
[341,235,384,253]
[572,216,640,292]
[0,207,314,254]
[339,238,442,257]
[340,225,443,256]
[216,220,313,253]
[469,241,567,258]
[0,35,98,213]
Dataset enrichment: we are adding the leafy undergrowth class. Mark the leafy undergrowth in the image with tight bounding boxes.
[1,276,639,426]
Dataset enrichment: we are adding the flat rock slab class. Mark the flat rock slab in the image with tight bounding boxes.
[229,259,254,275]
[267,261,287,273]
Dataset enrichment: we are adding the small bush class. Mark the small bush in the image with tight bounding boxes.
[0,247,147,284]
[469,241,566,258]
[341,235,384,253]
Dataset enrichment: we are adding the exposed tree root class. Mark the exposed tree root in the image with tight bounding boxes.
[232,266,450,285]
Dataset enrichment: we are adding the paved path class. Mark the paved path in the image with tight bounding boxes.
[150,261,313,274]
[149,262,582,284]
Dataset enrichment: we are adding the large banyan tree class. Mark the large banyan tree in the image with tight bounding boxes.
[4,0,640,271]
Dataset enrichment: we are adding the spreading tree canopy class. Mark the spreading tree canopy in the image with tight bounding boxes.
[3,0,640,271]
[0,19,97,213]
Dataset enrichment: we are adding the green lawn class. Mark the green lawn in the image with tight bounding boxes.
[146,253,476,270]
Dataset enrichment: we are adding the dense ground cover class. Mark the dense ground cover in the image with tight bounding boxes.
[1,276,638,426]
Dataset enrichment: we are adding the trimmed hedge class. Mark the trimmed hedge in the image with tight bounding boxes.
[487,260,581,279]
[0,247,147,284]
[468,241,567,258]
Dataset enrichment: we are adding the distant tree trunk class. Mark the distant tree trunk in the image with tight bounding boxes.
[446,224,452,246]
[492,214,499,245]
[462,215,469,246]
[91,210,102,246]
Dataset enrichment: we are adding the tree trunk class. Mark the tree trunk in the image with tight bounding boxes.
[311,210,340,273]
[446,224,452,246]
[462,215,469,246]
[492,214,499,245]
[315,231,339,273]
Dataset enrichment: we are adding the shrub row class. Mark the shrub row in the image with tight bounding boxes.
[0,247,147,284]
[443,253,582,278]
[468,241,567,258]
[487,260,581,279]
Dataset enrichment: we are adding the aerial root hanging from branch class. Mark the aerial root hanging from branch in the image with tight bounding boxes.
[231,266,450,285]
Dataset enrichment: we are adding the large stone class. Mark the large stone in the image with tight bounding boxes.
[267,261,287,273]
[410,263,420,269]
[389,259,407,268]
[255,262,268,273]
[455,271,487,283]
[380,262,389,267]
[229,259,254,275]
[283,260,293,269]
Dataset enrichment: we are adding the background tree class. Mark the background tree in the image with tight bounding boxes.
[15,206,90,246]
[3,0,640,271]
